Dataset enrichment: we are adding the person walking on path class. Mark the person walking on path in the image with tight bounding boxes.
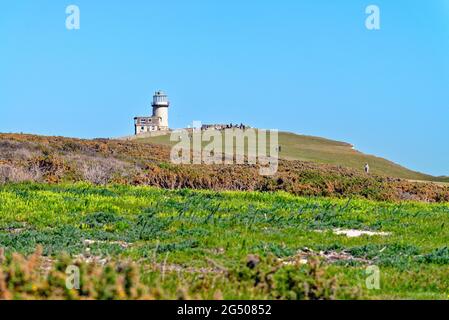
[364,163,370,174]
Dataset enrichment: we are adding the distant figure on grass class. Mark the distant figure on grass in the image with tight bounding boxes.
[364,163,370,174]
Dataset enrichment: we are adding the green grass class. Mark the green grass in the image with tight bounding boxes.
[1,182,449,299]
[136,131,445,182]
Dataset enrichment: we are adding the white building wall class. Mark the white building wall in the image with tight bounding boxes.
[136,125,160,134]
[153,106,168,129]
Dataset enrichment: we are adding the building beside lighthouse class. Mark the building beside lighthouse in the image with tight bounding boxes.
[134,91,170,135]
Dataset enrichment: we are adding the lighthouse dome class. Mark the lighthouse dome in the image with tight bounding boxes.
[152,90,169,106]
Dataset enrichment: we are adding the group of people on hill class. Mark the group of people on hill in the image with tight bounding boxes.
[201,123,249,131]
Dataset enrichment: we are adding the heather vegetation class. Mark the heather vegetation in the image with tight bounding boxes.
[0,133,448,202]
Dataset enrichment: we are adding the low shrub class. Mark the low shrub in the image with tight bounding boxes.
[231,254,361,300]
[0,247,152,300]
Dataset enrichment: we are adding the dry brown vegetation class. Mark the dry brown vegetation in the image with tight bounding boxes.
[0,246,155,300]
[0,247,355,300]
[1,133,448,202]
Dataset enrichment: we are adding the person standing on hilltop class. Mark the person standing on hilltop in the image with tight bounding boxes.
[364,163,370,174]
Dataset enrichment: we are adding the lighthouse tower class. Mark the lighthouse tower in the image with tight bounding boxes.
[133,90,170,135]
[152,90,169,130]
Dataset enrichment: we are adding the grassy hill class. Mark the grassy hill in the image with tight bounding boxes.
[135,131,446,182]
[1,132,448,202]
[1,134,449,300]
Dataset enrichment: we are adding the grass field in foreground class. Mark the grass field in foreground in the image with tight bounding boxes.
[136,131,447,182]
[1,183,449,299]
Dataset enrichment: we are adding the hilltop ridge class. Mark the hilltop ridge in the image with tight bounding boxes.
[0,132,448,202]
[135,130,446,182]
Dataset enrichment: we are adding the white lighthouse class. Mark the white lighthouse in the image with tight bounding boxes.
[152,90,169,130]
[134,90,170,135]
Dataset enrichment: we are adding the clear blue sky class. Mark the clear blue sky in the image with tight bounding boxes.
[1,1,448,176]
